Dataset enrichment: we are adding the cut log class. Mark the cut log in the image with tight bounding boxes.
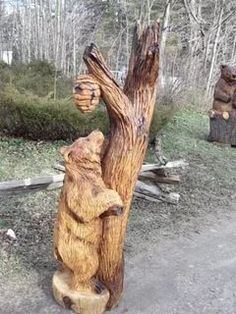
[136,180,161,196]
[134,191,179,204]
[134,192,161,203]
[135,180,180,204]
[139,172,181,184]
[141,160,188,173]
[54,159,188,175]
[0,173,179,203]
[54,164,66,172]
[0,174,64,196]
[208,110,236,145]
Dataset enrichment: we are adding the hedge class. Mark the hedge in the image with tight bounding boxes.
[0,86,174,142]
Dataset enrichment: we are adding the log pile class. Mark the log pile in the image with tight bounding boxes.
[0,160,188,204]
[136,159,188,204]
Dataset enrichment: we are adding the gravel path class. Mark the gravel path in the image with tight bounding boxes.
[1,201,236,314]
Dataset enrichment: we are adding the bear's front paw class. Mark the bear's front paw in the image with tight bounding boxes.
[227,95,232,103]
[94,280,107,294]
[100,206,123,218]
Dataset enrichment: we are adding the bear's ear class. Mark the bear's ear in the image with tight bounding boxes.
[60,146,72,162]
[221,64,227,70]
[60,146,68,155]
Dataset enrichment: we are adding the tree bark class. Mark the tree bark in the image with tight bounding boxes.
[159,0,172,89]
[79,21,160,309]
[208,110,236,145]
[206,1,224,95]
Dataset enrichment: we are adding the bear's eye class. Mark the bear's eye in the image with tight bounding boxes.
[233,75,236,79]
[74,84,82,93]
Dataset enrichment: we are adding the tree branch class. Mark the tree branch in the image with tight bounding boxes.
[83,44,133,123]
[124,20,160,100]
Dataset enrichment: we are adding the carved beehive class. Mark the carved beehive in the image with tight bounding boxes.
[73,74,101,113]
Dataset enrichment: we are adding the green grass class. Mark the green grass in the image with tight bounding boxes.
[0,136,66,180]
[162,108,236,191]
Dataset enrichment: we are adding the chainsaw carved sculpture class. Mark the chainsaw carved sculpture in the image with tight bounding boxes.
[53,130,123,314]
[209,64,236,145]
[53,20,160,314]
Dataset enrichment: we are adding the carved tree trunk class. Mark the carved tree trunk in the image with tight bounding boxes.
[76,21,160,310]
[208,110,236,145]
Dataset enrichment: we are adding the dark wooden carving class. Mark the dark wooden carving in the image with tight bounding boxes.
[209,64,236,145]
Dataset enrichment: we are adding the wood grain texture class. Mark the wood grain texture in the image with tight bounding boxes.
[74,21,160,309]
[53,271,110,314]
[53,130,123,313]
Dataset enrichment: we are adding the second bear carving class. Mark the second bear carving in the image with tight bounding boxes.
[53,130,123,295]
[213,64,236,113]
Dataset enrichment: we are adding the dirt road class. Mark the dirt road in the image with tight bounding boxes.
[1,201,236,314]
[114,201,236,314]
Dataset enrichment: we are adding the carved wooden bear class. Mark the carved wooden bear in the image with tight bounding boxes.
[53,130,123,296]
[213,64,236,113]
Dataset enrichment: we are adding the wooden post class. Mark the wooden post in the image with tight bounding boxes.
[208,110,236,145]
[72,21,160,311]
[209,64,236,146]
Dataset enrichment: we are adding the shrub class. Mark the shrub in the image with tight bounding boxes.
[150,104,177,142]
[0,60,72,99]
[0,86,109,140]
[0,85,176,142]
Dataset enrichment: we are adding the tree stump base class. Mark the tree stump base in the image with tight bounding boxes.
[208,110,236,145]
[52,271,110,314]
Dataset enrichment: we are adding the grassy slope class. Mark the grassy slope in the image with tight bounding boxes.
[163,109,236,195]
[0,137,66,180]
[0,108,236,279]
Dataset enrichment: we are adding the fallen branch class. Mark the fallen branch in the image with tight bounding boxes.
[136,180,161,196]
[141,160,188,173]
[139,172,181,184]
[54,159,188,174]
[0,174,64,196]
[135,180,180,204]
[0,173,180,204]
[0,160,186,203]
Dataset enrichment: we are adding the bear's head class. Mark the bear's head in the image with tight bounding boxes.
[60,130,105,173]
[220,64,236,82]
